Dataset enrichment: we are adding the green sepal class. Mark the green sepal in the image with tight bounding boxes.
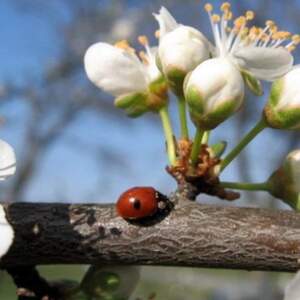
[147,76,169,112]
[166,68,186,96]
[267,170,300,210]
[264,104,300,130]
[114,92,149,118]
[241,69,263,96]
[155,53,163,73]
[264,78,300,129]
[186,85,243,130]
[210,141,227,157]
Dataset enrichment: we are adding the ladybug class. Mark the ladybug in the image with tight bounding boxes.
[116,187,164,220]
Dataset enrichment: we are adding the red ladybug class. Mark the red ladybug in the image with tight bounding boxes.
[116,187,160,220]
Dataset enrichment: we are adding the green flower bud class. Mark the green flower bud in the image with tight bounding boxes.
[184,58,244,130]
[264,67,300,130]
[268,150,300,210]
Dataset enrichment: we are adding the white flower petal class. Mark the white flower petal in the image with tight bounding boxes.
[145,46,161,82]
[0,205,14,259]
[276,66,300,110]
[234,47,293,81]
[153,6,179,38]
[84,42,148,97]
[186,58,244,112]
[0,140,16,180]
[159,25,210,75]
[284,271,300,300]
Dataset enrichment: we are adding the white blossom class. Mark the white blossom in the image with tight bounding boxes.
[0,139,16,181]
[0,205,14,259]
[203,2,294,81]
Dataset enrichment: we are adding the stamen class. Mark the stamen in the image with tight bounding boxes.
[220,2,231,11]
[139,51,149,65]
[224,11,233,21]
[245,11,255,21]
[138,35,149,46]
[114,40,135,53]
[287,45,296,52]
[204,3,213,12]
[270,25,278,34]
[292,34,300,45]
[266,20,275,27]
[234,16,246,30]
[212,14,221,23]
[154,30,160,39]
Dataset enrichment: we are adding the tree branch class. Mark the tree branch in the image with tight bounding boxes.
[1,200,300,272]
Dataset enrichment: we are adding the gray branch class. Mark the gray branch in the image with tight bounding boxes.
[1,200,300,272]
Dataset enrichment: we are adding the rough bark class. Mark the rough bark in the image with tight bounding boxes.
[1,200,300,272]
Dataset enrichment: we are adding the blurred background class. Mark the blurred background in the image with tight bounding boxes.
[0,0,299,299]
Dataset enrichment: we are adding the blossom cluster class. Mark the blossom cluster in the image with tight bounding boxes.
[83,3,300,210]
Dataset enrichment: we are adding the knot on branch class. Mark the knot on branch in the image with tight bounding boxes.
[167,140,240,201]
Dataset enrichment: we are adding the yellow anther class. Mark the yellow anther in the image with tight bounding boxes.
[204,3,213,12]
[287,45,296,52]
[270,25,278,34]
[240,27,249,40]
[245,11,255,20]
[212,14,221,23]
[283,31,292,39]
[114,40,135,54]
[139,51,149,65]
[266,20,275,27]
[138,35,149,46]
[224,11,233,21]
[274,31,291,40]
[154,30,160,39]
[249,26,260,36]
[292,34,300,44]
[115,40,130,49]
[272,32,281,40]
[221,2,231,11]
[234,16,246,29]
[262,33,271,42]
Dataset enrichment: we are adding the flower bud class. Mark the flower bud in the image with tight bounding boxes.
[158,26,211,94]
[264,67,300,129]
[268,150,300,209]
[184,58,244,130]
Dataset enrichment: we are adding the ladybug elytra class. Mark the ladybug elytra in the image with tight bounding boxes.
[116,187,162,220]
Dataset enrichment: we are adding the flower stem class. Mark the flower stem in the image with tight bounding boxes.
[177,96,189,139]
[220,181,270,192]
[159,106,177,166]
[220,118,267,172]
[190,128,205,166]
[201,131,210,144]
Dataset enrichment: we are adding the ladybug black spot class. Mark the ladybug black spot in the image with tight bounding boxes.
[132,198,141,210]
